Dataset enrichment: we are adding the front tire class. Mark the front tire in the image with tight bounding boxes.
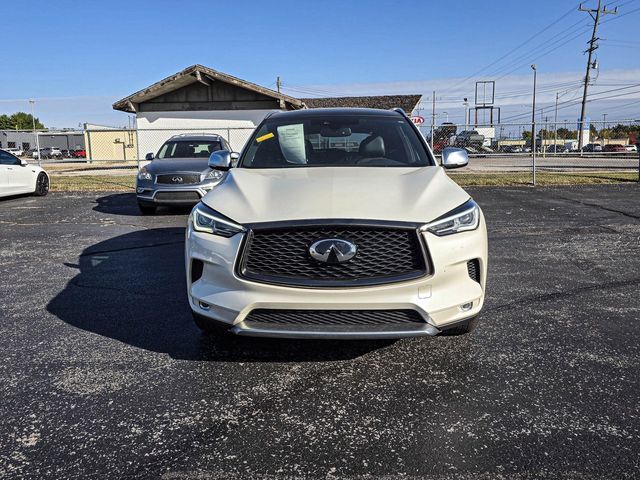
[33,172,49,196]
[137,202,156,215]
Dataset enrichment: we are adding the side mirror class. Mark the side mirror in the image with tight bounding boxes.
[145,152,154,161]
[230,151,240,167]
[442,147,469,169]
[20,159,28,166]
[208,150,233,170]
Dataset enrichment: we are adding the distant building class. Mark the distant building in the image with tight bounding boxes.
[84,124,137,161]
[0,129,84,152]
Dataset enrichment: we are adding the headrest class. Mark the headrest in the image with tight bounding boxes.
[359,135,385,157]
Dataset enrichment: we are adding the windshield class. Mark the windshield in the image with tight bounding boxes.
[157,140,222,159]
[240,114,432,168]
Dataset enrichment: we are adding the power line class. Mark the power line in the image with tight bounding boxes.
[451,3,581,88]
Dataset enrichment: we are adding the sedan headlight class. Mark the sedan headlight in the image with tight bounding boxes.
[137,167,153,181]
[192,203,244,237]
[421,199,479,236]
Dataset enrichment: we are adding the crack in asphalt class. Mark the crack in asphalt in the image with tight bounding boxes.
[548,192,640,222]
[487,276,640,313]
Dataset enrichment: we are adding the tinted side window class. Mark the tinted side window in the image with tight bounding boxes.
[0,151,19,165]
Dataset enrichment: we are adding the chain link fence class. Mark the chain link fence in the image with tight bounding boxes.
[77,120,640,185]
[418,119,640,184]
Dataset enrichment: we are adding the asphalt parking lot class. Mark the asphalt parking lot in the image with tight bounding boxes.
[1,185,640,479]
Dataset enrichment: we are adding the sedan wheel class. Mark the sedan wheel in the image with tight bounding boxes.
[34,172,49,196]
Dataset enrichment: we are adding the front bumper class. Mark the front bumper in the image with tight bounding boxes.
[185,213,488,339]
[136,181,219,205]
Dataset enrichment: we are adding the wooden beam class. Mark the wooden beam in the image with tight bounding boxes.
[194,71,210,86]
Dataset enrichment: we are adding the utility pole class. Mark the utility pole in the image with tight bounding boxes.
[531,64,537,185]
[577,0,617,151]
[430,90,436,151]
[554,92,559,149]
[29,99,41,166]
[276,76,281,93]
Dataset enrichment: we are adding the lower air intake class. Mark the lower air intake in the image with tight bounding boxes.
[244,309,425,327]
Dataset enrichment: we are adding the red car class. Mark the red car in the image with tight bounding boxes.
[603,144,626,153]
[72,149,87,158]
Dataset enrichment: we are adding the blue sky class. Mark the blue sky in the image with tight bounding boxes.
[1,0,638,127]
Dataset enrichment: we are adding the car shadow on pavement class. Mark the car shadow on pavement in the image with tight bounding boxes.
[93,193,193,217]
[47,227,391,362]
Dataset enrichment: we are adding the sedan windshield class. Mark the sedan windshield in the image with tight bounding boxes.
[157,140,222,159]
[241,114,432,168]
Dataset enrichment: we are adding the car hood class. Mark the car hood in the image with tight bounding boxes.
[202,167,470,225]
[145,158,210,174]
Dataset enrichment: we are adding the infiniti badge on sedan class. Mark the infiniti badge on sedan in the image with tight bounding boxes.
[309,238,358,264]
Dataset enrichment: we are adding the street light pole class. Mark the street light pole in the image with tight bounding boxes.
[29,100,41,165]
[554,92,559,150]
[531,64,537,185]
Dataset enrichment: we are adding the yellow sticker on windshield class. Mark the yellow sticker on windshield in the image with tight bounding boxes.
[256,132,275,143]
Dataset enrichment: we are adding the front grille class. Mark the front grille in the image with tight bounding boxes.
[156,174,201,185]
[244,309,425,327]
[467,259,480,283]
[154,191,200,202]
[239,225,427,287]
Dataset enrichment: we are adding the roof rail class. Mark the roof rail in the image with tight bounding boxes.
[168,133,222,139]
[391,107,408,117]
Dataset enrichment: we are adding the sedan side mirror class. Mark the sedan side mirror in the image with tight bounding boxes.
[209,150,234,170]
[145,152,154,161]
[20,159,28,166]
[442,147,469,169]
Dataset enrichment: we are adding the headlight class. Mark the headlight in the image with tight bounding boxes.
[192,203,244,237]
[421,199,479,236]
[204,169,225,181]
[137,167,153,181]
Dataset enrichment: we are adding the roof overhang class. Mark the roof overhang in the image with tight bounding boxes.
[113,64,305,113]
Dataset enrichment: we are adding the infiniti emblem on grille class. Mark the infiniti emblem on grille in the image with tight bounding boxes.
[171,176,183,183]
[309,238,357,264]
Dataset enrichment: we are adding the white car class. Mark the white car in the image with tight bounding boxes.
[5,147,24,157]
[625,144,637,153]
[185,108,488,339]
[0,149,50,198]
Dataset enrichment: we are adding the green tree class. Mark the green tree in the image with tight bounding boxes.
[522,130,532,140]
[8,112,44,130]
[0,114,11,129]
[556,127,577,139]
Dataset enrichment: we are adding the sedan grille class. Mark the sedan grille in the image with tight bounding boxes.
[244,309,425,327]
[238,225,428,287]
[156,174,201,185]
[154,191,200,202]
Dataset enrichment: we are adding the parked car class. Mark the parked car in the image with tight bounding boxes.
[582,143,602,152]
[603,144,626,153]
[136,134,231,214]
[4,147,24,157]
[0,149,50,198]
[546,145,567,153]
[72,149,87,158]
[185,108,487,339]
[624,144,637,152]
[501,145,523,153]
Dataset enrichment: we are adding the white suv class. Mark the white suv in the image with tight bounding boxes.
[185,108,488,339]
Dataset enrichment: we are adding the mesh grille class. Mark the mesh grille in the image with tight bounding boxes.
[244,309,425,326]
[156,174,201,185]
[467,259,480,283]
[154,191,200,201]
[239,226,427,287]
